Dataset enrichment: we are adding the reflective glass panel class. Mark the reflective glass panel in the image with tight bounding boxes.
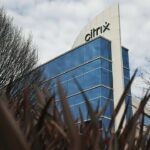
[100,38,111,60]
[101,68,113,87]
[122,47,129,69]
[83,68,101,89]
[84,38,100,62]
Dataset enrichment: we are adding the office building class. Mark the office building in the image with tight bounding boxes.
[34,4,133,130]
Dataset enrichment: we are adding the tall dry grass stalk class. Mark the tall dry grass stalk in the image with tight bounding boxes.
[0,70,149,150]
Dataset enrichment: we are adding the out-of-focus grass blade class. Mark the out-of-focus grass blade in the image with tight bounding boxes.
[116,99,129,136]
[95,99,100,114]
[0,98,30,150]
[96,98,110,118]
[78,106,84,135]
[78,107,84,126]
[33,84,46,106]
[120,92,150,147]
[73,77,98,127]
[134,112,144,149]
[23,87,32,135]
[57,80,81,150]
[140,125,150,149]
[53,104,64,127]
[108,69,137,132]
[73,77,100,149]
[50,120,69,141]
[37,94,55,130]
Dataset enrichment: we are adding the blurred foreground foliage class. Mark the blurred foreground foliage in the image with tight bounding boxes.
[0,70,150,150]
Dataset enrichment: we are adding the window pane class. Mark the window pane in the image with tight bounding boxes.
[70,106,79,120]
[101,68,113,87]
[100,87,113,99]
[83,68,101,89]
[83,59,101,73]
[79,103,87,120]
[84,38,100,62]
[101,59,112,71]
[124,68,130,78]
[122,47,129,68]
[68,94,83,106]
[69,67,84,78]
[102,118,111,130]
[124,78,129,88]
[101,97,113,118]
[85,87,101,100]
[67,75,84,95]
[90,98,100,112]
[126,106,133,121]
[100,38,111,60]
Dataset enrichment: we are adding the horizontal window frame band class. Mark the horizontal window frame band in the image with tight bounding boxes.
[123,68,130,74]
[101,116,111,120]
[54,84,113,101]
[52,66,113,86]
[41,56,112,84]
[81,116,112,122]
[55,94,113,104]
[76,116,111,124]
[123,65,130,69]
[68,95,113,107]
[123,66,130,70]
[44,37,112,67]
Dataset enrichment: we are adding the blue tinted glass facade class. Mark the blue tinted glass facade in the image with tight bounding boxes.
[41,37,113,130]
[36,38,132,130]
[122,47,132,120]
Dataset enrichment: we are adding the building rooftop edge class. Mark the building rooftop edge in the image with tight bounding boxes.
[34,35,128,73]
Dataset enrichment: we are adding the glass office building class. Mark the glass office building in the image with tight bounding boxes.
[38,36,132,130]
[10,4,150,130]
[28,4,136,130]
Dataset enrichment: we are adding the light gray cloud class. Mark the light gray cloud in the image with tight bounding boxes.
[1,0,150,97]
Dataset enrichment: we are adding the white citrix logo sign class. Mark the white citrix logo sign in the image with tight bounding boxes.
[85,22,110,42]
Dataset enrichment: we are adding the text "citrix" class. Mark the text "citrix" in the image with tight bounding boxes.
[85,22,110,42]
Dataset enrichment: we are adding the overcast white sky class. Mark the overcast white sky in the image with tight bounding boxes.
[1,0,150,97]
